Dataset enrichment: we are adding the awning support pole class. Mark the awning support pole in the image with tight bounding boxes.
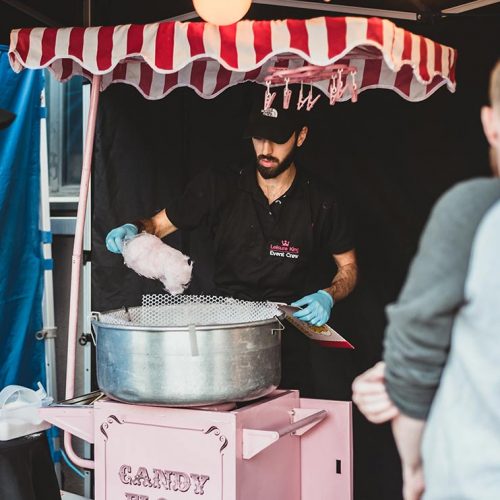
[251,0,418,20]
[64,73,101,470]
[442,0,500,14]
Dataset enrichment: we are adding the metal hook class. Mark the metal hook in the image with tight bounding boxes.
[272,317,286,335]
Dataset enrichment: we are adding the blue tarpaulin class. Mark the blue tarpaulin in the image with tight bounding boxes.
[0,45,45,389]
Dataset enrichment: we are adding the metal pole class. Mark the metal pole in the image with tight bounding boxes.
[80,2,95,493]
[81,81,94,498]
[251,0,419,20]
[163,11,198,21]
[64,74,101,470]
[39,88,62,485]
[83,0,92,26]
[442,0,500,14]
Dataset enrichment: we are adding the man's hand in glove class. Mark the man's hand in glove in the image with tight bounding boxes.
[105,223,139,254]
[291,290,334,326]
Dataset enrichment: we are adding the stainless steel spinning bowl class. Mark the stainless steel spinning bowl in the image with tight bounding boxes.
[92,299,283,406]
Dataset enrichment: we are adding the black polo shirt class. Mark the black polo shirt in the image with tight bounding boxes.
[166,165,353,303]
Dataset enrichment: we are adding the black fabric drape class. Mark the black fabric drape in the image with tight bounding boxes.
[0,433,61,500]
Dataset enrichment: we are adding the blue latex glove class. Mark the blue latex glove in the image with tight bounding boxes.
[105,223,138,254]
[291,290,334,326]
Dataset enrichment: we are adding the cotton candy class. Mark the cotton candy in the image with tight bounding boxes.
[122,233,193,294]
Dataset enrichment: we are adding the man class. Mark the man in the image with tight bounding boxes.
[106,90,358,393]
[352,61,500,500]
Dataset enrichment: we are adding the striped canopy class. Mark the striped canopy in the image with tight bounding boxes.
[9,16,457,102]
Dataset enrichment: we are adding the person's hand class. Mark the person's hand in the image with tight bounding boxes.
[352,361,400,423]
[105,223,138,254]
[291,290,334,326]
[402,462,425,500]
[391,413,426,500]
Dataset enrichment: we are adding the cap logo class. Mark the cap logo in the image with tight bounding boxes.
[261,107,278,118]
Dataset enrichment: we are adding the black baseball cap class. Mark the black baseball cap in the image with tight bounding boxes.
[0,108,15,130]
[244,87,307,144]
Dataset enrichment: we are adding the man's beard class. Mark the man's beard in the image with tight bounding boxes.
[256,142,297,179]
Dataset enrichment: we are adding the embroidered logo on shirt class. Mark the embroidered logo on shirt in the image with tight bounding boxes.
[269,240,300,259]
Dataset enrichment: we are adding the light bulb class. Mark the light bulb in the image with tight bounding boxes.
[193,0,252,26]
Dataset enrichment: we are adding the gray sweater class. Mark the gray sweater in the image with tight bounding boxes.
[383,177,500,419]
[422,199,500,499]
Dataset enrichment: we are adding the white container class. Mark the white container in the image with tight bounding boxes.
[0,382,53,440]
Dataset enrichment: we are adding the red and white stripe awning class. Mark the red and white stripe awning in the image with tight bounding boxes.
[9,16,457,102]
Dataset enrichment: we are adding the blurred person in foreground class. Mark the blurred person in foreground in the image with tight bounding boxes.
[352,60,500,500]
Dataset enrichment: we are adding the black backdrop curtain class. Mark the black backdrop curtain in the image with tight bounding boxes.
[91,11,499,500]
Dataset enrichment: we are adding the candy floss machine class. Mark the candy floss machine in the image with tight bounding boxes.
[40,295,353,500]
[42,390,352,499]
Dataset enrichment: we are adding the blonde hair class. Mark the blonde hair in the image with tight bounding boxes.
[490,60,500,110]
